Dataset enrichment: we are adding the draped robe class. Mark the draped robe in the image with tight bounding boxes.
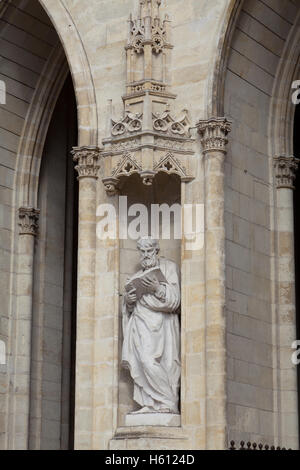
[122,258,181,413]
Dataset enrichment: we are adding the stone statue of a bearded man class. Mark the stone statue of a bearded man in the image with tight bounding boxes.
[122,237,181,416]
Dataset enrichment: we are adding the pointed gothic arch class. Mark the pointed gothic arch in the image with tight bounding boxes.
[38,0,98,147]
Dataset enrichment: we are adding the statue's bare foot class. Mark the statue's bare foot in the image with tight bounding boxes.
[130,406,154,415]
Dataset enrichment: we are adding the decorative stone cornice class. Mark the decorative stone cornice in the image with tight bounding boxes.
[196,117,232,154]
[274,155,299,190]
[72,146,101,179]
[18,207,40,236]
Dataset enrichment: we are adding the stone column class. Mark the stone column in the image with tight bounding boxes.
[273,155,299,448]
[196,117,231,450]
[71,146,100,449]
[11,207,39,449]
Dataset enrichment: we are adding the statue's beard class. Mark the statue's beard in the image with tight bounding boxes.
[141,253,159,270]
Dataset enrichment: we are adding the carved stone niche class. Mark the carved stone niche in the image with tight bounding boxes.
[101,0,196,196]
[101,1,196,437]
[117,172,182,429]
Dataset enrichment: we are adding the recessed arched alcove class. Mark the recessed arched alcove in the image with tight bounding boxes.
[31,74,78,450]
[0,0,85,450]
[117,172,182,425]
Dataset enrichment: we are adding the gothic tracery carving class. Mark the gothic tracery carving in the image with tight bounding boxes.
[111,110,143,136]
[128,0,169,55]
[153,108,191,137]
[154,153,193,182]
[112,153,143,178]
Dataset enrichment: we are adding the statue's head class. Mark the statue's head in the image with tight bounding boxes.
[137,237,160,270]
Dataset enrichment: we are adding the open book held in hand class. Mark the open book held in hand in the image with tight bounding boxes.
[125,266,167,301]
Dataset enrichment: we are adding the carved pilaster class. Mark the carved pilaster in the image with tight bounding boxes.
[72,146,101,179]
[274,155,299,190]
[196,117,231,154]
[18,207,40,236]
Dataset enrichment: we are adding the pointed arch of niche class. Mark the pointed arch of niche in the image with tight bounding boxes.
[38,0,98,147]
[15,44,69,210]
[205,0,243,118]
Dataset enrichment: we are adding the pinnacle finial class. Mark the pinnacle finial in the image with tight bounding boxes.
[138,0,162,19]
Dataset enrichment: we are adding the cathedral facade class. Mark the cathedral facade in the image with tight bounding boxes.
[0,0,299,450]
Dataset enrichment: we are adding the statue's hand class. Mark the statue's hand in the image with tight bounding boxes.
[141,275,160,294]
[125,288,137,308]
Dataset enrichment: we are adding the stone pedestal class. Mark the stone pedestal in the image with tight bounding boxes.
[109,426,189,450]
[125,413,181,427]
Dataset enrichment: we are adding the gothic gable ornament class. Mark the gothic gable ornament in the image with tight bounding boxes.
[111,109,143,137]
[154,153,193,182]
[101,0,195,195]
[112,153,142,177]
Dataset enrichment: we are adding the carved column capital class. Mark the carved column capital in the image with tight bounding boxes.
[18,207,40,236]
[72,146,101,179]
[274,155,299,190]
[196,117,232,154]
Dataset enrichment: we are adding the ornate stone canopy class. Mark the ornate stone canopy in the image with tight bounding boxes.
[101,0,195,195]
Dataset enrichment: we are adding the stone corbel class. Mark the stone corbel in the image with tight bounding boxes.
[102,177,119,196]
[196,117,232,154]
[274,155,299,190]
[140,170,156,186]
[18,207,40,236]
[72,146,101,179]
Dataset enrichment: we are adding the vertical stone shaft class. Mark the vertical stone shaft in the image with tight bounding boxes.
[197,117,231,450]
[126,48,132,93]
[72,146,100,449]
[144,44,152,80]
[11,208,39,449]
[274,155,299,447]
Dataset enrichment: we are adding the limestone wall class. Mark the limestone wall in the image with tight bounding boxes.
[0,0,60,449]
[224,0,299,448]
